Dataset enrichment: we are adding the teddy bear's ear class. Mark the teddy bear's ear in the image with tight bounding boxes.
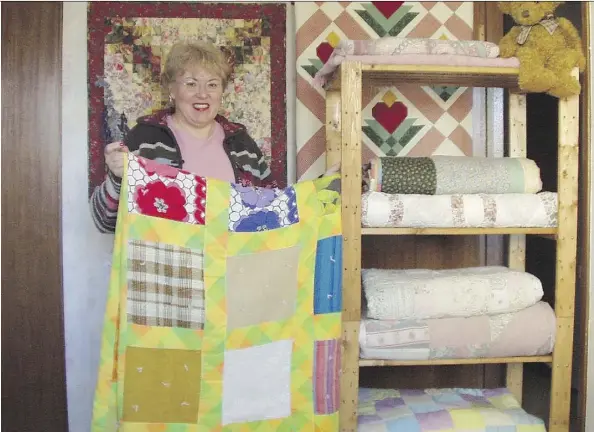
[497,1,512,14]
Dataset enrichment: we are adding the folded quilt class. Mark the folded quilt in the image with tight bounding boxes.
[314,53,520,87]
[360,302,555,361]
[362,266,543,321]
[345,38,501,58]
[314,37,499,83]
[358,387,546,431]
[362,191,557,228]
[365,156,542,195]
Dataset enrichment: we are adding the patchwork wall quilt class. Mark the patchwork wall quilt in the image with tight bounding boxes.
[87,2,288,197]
[92,154,342,431]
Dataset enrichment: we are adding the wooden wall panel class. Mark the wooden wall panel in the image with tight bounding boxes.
[1,3,67,431]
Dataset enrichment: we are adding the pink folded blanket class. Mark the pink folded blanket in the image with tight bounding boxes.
[360,301,556,361]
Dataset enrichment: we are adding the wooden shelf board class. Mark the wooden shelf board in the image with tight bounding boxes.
[361,227,558,236]
[328,63,520,90]
[359,356,553,367]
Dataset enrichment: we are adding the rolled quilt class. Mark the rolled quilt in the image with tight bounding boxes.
[366,156,542,195]
[361,191,558,228]
[359,301,555,361]
[362,266,543,321]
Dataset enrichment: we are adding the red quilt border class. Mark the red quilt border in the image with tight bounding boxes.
[87,2,288,197]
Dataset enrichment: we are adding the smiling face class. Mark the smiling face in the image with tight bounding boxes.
[170,65,225,136]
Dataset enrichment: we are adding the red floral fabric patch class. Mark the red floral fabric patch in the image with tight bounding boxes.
[128,154,207,225]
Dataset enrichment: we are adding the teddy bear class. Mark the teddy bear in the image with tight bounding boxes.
[498,1,585,98]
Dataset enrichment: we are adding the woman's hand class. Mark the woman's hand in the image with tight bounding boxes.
[105,141,129,178]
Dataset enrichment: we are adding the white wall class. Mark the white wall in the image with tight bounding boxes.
[62,4,115,431]
[61,3,296,430]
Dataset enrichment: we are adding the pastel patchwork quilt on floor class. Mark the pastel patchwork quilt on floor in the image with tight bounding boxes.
[358,388,546,431]
[92,154,342,431]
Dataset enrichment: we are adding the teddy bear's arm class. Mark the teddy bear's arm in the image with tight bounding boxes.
[498,27,521,58]
[557,17,586,71]
[557,18,583,50]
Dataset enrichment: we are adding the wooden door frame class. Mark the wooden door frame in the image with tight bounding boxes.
[1,2,68,431]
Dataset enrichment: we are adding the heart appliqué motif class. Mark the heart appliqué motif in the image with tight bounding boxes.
[372,100,408,134]
[316,42,334,64]
[371,1,404,19]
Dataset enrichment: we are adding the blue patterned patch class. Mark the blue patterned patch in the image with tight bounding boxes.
[313,236,342,314]
[228,184,299,232]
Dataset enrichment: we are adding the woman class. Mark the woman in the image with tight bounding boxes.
[90,41,277,233]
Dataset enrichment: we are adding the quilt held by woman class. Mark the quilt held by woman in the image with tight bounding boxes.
[92,154,342,431]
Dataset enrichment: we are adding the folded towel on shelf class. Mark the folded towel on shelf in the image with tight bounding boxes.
[362,266,543,321]
[364,156,542,195]
[362,191,558,228]
[358,387,547,431]
[359,301,555,361]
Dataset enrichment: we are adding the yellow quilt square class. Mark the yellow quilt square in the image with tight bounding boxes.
[450,409,487,429]
[123,347,201,423]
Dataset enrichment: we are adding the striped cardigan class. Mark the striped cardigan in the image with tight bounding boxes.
[90,109,277,233]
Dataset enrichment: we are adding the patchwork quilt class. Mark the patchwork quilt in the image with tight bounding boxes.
[92,154,342,431]
[358,388,546,431]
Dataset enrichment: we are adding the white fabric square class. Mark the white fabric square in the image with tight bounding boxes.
[222,340,292,425]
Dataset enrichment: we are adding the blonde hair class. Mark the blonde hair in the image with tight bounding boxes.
[161,41,233,89]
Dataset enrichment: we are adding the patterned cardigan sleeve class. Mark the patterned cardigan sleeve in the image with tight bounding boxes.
[90,170,122,233]
[89,128,144,233]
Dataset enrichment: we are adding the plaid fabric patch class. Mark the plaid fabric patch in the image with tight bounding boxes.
[127,240,204,329]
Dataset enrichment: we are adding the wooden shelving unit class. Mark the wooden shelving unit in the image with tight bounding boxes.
[324,62,580,432]
[359,355,553,367]
[361,227,558,236]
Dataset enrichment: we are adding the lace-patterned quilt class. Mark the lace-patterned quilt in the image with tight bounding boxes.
[362,266,543,321]
[362,191,558,228]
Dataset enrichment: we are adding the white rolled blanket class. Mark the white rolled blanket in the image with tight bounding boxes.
[362,266,544,321]
[361,191,558,228]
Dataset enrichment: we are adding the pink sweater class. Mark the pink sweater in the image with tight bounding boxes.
[166,116,235,182]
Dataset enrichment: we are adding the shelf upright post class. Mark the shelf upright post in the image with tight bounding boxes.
[549,68,580,432]
[506,92,528,403]
[338,60,363,432]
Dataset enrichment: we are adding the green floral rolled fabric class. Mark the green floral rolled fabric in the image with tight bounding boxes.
[367,156,543,195]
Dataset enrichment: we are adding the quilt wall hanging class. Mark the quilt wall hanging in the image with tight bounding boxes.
[87,2,288,197]
[296,1,475,180]
[91,153,343,431]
